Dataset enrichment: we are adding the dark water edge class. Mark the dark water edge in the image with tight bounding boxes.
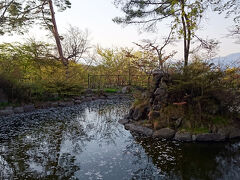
[0,98,239,180]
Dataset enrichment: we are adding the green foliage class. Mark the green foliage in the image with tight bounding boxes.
[181,127,209,134]
[114,0,208,65]
[0,102,10,109]
[133,98,144,107]
[160,105,184,120]
[132,89,148,107]
[210,0,240,23]
[104,88,118,93]
[0,0,71,35]
[96,46,135,76]
[114,0,206,33]
[166,59,240,128]
[0,41,86,102]
[210,115,229,125]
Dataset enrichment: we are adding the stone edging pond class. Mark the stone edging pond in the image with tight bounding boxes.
[119,119,240,142]
[0,94,132,117]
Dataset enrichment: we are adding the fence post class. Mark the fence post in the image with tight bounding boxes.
[117,75,120,87]
[147,76,150,90]
[128,71,131,86]
[88,74,90,89]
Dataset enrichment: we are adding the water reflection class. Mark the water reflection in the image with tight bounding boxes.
[0,99,240,180]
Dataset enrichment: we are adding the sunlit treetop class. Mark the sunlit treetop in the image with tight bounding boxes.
[0,0,71,35]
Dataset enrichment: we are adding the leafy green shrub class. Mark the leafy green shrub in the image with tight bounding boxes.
[167,60,240,127]
[104,88,118,93]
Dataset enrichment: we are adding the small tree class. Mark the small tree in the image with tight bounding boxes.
[134,28,176,70]
[0,0,71,66]
[62,25,91,63]
[210,0,240,22]
[191,36,220,61]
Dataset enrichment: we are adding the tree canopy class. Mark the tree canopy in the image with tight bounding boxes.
[0,0,71,66]
[210,0,240,23]
[0,0,71,35]
[113,0,208,66]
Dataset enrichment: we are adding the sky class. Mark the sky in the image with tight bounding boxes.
[1,0,239,60]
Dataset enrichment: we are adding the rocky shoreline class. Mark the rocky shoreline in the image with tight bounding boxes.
[119,118,240,142]
[0,93,132,117]
[0,95,133,141]
[119,69,240,143]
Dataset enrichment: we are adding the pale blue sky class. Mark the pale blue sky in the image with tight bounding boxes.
[1,0,239,59]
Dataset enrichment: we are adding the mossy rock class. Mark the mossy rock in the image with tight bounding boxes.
[153,120,168,130]
[160,105,185,123]
[148,110,160,121]
[132,101,150,121]
[180,127,209,134]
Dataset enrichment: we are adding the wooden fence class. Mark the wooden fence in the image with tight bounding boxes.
[87,74,151,89]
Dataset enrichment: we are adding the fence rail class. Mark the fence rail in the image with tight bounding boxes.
[87,74,151,89]
[0,74,152,103]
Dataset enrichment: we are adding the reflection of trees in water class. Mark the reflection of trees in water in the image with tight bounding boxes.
[79,101,131,145]
[0,111,87,178]
[123,135,182,179]
[131,135,240,180]
[123,137,157,180]
[0,155,13,179]
[0,119,82,179]
[211,141,240,179]
[178,142,240,180]
[0,100,132,179]
[3,99,238,180]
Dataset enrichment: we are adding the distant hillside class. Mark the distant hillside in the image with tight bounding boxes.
[211,53,240,68]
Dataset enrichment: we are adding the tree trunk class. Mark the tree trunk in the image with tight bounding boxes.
[180,0,190,67]
[48,0,67,67]
[184,13,191,67]
[181,16,188,67]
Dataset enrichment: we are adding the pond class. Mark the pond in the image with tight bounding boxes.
[0,98,240,180]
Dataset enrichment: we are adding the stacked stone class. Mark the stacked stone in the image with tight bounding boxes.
[150,69,170,111]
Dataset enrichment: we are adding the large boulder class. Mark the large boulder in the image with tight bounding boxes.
[0,109,14,116]
[153,128,175,139]
[229,127,240,139]
[23,104,35,112]
[148,111,160,120]
[74,100,82,104]
[195,133,225,142]
[174,131,192,142]
[126,107,134,119]
[153,120,168,130]
[59,101,74,107]
[35,102,51,109]
[152,69,164,87]
[217,126,240,139]
[122,86,131,94]
[13,107,24,114]
[153,94,168,106]
[132,103,150,121]
[152,105,161,111]
[154,87,166,97]
[175,118,183,128]
[85,89,93,94]
[125,123,153,137]
[51,102,59,107]
[118,119,129,125]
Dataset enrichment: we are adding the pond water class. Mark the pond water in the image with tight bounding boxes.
[0,99,240,180]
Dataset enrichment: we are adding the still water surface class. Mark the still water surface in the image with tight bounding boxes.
[0,99,240,179]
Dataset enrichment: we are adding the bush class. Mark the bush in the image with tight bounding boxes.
[0,42,87,103]
[167,60,240,126]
